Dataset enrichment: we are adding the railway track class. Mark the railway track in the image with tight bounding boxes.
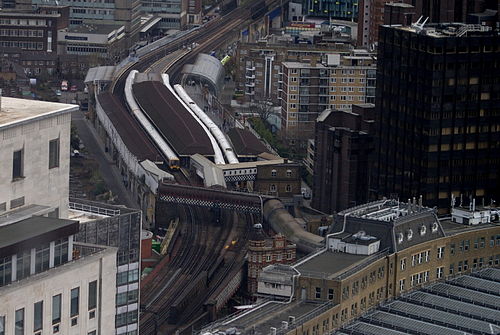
[128,1,286,333]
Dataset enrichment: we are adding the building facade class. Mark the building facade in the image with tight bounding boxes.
[0,12,61,53]
[279,50,376,145]
[0,214,117,335]
[236,38,353,105]
[372,23,500,212]
[247,227,296,294]
[254,162,302,198]
[71,198,142,335]
[0,97,77,218]
[311,105,374,214]
[299,0,359,21]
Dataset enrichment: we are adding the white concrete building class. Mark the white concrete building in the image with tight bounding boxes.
[0,97,78,218]
[0,213,117,335]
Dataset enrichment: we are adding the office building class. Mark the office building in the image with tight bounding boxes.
[0,211,117,335]
[201,199,500,334]
[31,0,141,43]
[357,0,499,48]
[279,49,376,145]
[0,97,77,218]
[312,104,374,213]
[71,198,142,335]
[372,23,500,212]
[299,0,359,21]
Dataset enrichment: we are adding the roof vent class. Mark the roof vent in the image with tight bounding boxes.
[407,229,413,241]
[397,232,404,244]
[419,225,426,236]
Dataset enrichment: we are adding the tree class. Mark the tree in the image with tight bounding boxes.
[250,99,275,123]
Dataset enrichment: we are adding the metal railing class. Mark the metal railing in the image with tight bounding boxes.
[69,201,120,217]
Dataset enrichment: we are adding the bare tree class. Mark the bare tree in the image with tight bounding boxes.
[250,99,275,123]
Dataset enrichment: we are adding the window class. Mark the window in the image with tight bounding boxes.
[0,315,5,335]
[436,267,444,279]
[270,184,276,192]
[12,149,24,179]
[480,237,485,248]
[450,243,455,255]
[328,288,334,300]
[0,256,12,287]
[53,238,68,266]
[271,169,277,177]
[88,331,96,335]
[437,246,445,259]
[400,258,406,271]
[399,279,405,291]
[88,281,97,310]
[315,287,321,299]
[464,240,470,251]
[71,287,79,317]
[34,301,43,331]
[286,169,292,177]
[49,138,60,168]
[52,294,61,324]
[458,261,463,272]
[463,260,468,271]
[15,308,24,335]
[35,244,50,273]
[285,184,292,192]
[449,263,454,275]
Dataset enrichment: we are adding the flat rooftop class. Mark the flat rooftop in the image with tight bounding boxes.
[337,268,500,335]
[0,97,78,129]
[295,250,368,279]
[68,23,123,35]
[0,216,79,257]
[205,300,334,335]
[439,219,499,236]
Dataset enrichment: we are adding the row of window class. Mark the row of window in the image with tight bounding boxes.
[0,41,43,50]
[0,238,68,287]
[0,19,49,26]
[269,184,293,193]
[0,282,96,335]
[0,29,44,37]
[249,253,294,263]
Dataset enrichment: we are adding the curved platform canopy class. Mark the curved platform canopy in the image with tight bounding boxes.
[181,53,225,95]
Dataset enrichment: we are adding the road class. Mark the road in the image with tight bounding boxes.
[71,108,138,209]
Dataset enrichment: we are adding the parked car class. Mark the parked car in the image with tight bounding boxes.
[70,85,77,92]
[61,80,68,91]
[55,89,61,96]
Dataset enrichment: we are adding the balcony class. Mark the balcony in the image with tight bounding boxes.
[245,90,255,96]
[245,73,255,79]
[245,82,255,87]
[246,66,255,71]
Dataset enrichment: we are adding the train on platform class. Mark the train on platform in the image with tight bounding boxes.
[168,271,208,324]
[125,70,180,170]
[174,84,239,164]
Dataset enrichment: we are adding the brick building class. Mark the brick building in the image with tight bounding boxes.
[279,50,376,145]
[247,225,296,294]
[204,199,500,334]
[254,162,301,198]
[312,104,375,214]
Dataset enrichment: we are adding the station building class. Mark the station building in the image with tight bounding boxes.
[201,199,500,334]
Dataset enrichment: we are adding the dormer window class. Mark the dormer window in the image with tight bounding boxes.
[407,229,413,241]
[397,233,404,244]
[431,222,438,233]
[419,225,426,236]
[271,169,277,177]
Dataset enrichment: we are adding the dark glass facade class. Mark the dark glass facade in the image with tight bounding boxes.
[372,24,500,212]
